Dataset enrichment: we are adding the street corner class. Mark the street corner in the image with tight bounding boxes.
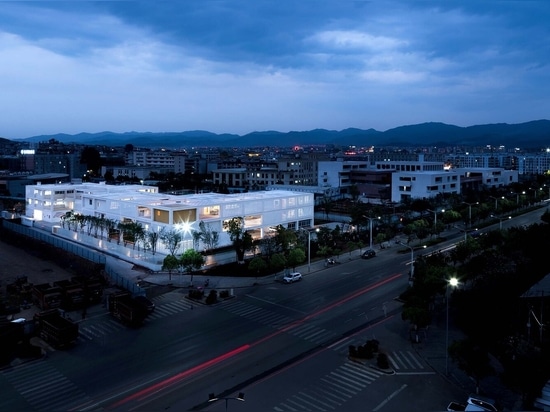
[347,355,396,375]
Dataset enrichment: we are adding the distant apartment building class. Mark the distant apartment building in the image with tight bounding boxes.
[516,153,550,175]
[123,149,208,175]
[33,153,87,180]
[444,153,515,170]
[125,150,177,168]
[211,154,324,191]
[100,165,172,181]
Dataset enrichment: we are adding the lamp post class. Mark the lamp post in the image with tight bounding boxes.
[208,392,245,411]
[462,202,478,228]
[307,227,319,272]
[363,215,380,250]
[446,277,458,376]
[399,242,415,280]
[427,209,444,232]
[489,196,499,211]
[308,229,312,273]
[491,214,511,230]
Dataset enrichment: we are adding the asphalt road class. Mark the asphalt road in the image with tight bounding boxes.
[1,206,543,411]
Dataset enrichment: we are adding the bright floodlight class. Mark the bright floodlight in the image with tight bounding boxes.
[449,277,458,287]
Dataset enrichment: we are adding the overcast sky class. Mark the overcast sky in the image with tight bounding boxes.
[1,1,549,139]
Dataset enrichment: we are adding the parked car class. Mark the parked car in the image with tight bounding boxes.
[465,395,499,411]
[362,249,376,259]
[447,401,466,411]
[283,272,302,284]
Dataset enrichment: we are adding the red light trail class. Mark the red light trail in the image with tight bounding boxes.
[108,272,402,409]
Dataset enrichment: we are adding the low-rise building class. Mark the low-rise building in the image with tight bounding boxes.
[24,182,314,254]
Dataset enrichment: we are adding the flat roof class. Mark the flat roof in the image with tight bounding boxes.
[30,182,311,208]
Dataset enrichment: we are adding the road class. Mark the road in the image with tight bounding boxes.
[1,207,543,411]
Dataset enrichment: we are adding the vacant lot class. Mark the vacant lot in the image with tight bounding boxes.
[0,239,73,287]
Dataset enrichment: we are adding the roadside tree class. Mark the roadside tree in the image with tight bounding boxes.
[223,217,253,264]
[179,249,205,287]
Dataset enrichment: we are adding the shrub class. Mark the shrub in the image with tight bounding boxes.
[188,289,204,300]
[348,345,357,357]
[205,290,218,305]
[365,339,379,353]
[377,353,390,369]
[219,290,230,299]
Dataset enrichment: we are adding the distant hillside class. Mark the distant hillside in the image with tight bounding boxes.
[9,120,550,148]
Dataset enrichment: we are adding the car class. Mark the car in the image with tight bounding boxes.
[362,249,376,259]
[465,395,499,411]
[134,295,155,313]
[283,272,302,284]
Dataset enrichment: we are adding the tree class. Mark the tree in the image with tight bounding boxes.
[274,225,296,255]
[194,221,220,253]
[162,254,179,282]
[147,231,159,255]
[320,196,333,220]
[349,184,360,203]
[449,338,494,394]
[248,257,267,277]
[259,234,278,258]
[80,146,102,176]
[269,253,286,273]
[223,217,253,263]
[159,228,183,256]
[316,226,332,248]
[179,249,205,287]
[286,248,306,271]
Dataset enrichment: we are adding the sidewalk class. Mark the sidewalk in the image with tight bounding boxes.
[123,244,377,290]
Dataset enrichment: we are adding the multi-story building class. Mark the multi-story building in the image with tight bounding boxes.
[391,170,461,202]
[33,153,87,180]
[516,152,550,175]
[100,165,172,181]
[444,153,515,170]
[24,182,314,254]
[454,168,518,192]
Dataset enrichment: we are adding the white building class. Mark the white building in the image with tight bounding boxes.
[454,168,518,189]
[318,160,369,191]
[24,182,314,254]
[516,153,550,175]
[391,170,460,202]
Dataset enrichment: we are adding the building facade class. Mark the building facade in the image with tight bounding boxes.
[24,183,314,254]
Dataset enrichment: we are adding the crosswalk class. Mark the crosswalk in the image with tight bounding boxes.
[78,296,192,343]
[330,339,428,373]
[221,299,339,345]
[273,361,383,411]
[2,295,430,411]
[1,359,90,412]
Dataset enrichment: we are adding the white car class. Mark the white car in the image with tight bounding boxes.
[283,272,302,284]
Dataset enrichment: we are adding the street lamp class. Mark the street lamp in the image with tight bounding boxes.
[427,209,444,231]
[491,214,511,230]
[363,215,380,250]
[208,392,245,411]
[489,196,502,211]
[307,227,319,272]
[446,277,459,376]
[399,242,416,280]
[462,202,478,228]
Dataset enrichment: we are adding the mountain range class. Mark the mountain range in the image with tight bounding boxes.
[7,120,550,149]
